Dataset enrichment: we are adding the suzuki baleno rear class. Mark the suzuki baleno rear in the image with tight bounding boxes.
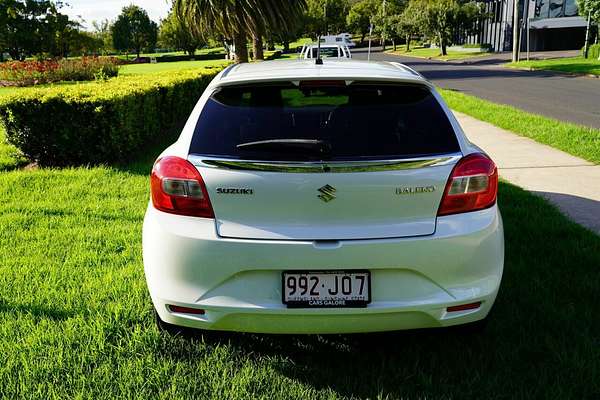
[143,59,504,334]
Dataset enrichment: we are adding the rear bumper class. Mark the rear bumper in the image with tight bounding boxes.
[143,205,504,334]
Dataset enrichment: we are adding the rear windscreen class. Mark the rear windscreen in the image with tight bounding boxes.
[189,82,460,161]
[311,47,339,57]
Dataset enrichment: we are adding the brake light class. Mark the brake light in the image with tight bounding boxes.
[438,153,498,216]
[446,302,481,312]
[150,156,214,218]
[168,305,206,315]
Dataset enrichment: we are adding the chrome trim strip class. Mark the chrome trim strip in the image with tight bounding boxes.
[188,153,462,173]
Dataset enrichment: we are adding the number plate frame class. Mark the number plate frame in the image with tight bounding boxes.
[282,270,371,308]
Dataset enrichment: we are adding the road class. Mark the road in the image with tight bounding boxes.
[352,47,600,130]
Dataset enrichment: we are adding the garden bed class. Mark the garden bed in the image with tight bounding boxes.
[0,57,119,86]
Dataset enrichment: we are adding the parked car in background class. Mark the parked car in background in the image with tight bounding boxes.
[301,44,352,59]
[144,59,504,335]
[320,34,356,48]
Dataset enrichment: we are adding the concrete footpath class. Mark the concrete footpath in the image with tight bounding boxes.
[454,111,600,235]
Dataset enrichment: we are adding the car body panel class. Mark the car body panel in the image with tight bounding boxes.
[143,59,505,333]
[144,205,504,333]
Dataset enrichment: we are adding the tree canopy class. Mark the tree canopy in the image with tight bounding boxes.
[577,0,600,24]
[111,5,158,58]
[174,0,306,63]
[159,9,205,55]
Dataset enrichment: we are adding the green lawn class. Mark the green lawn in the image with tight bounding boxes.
[506,56,600,76]
[387,46,489,61]
[0,150,598,398]
[440,89,600,164]
[115,47,226,60]
[119,59,231,75]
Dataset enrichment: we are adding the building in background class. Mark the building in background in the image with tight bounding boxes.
[458,0,593,52]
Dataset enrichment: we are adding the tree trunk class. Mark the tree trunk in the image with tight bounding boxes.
[233,30,249,63]
[393,39,396,51]
[283,41,290,52]
[406,34,411,52]
[253,35,264,60]
[360,33,366,44]
[439,34,447,56]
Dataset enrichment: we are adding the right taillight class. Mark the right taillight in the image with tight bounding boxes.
[438,153,498,216]
[150,156,214,218]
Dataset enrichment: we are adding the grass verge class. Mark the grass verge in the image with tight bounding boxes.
[387,47,489,61]
[0,149,599,398]
[506,56,600,76]
[440,88,600,164]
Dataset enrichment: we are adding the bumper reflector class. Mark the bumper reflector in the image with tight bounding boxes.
[168,305,206,315]
[446,302,482,313]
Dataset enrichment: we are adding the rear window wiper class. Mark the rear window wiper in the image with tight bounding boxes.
[236,139,332,156]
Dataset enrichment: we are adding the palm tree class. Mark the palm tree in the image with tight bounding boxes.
[174,0,306,63]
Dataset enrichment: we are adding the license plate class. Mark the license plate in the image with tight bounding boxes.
[282,270,371,308]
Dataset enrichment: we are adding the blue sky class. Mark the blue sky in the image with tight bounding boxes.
[63,0,171,28]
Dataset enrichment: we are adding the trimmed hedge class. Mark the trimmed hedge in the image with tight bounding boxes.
[0,68,221,166]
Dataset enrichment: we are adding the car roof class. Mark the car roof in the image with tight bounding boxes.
[215,59,428,87]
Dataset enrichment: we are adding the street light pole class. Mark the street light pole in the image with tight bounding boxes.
[584,9,591,58]
[368,22,373,61]
[512,0,519,62]
[381,0,387,51]
[527,16,530,61]
[324,1,327,36]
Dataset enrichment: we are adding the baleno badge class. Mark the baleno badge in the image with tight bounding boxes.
[395,186,436,195]
[318,185,336,203]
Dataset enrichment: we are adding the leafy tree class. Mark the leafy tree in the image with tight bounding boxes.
[346,0,379,43]
[111,5,158,58]
[68,31,104,55]
[304,0,350,38]
[394,2,423,51]
[159,9,205,55]
[578,0,600,58]
[577,0,600,24]
[43,10,81,57]
[174,0,306,63]
[91,19,113,54]
[371,0,405,49]
[0,0,57,60]
[408,0,483,55]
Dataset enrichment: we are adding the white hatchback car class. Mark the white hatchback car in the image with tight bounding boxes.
[143,59,504,334]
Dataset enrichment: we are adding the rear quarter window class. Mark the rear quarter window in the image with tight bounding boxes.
[189,82,460,161]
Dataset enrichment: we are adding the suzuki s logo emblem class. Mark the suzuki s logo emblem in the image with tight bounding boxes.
[318,184,337,203]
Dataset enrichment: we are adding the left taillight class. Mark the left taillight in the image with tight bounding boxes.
[150,156,214,218]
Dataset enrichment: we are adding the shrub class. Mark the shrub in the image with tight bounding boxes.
[0,68,221,166]
[581,44,600,59]
[0,57,119,86]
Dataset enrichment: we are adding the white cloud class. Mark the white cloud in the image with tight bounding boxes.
[63,0,171,29]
